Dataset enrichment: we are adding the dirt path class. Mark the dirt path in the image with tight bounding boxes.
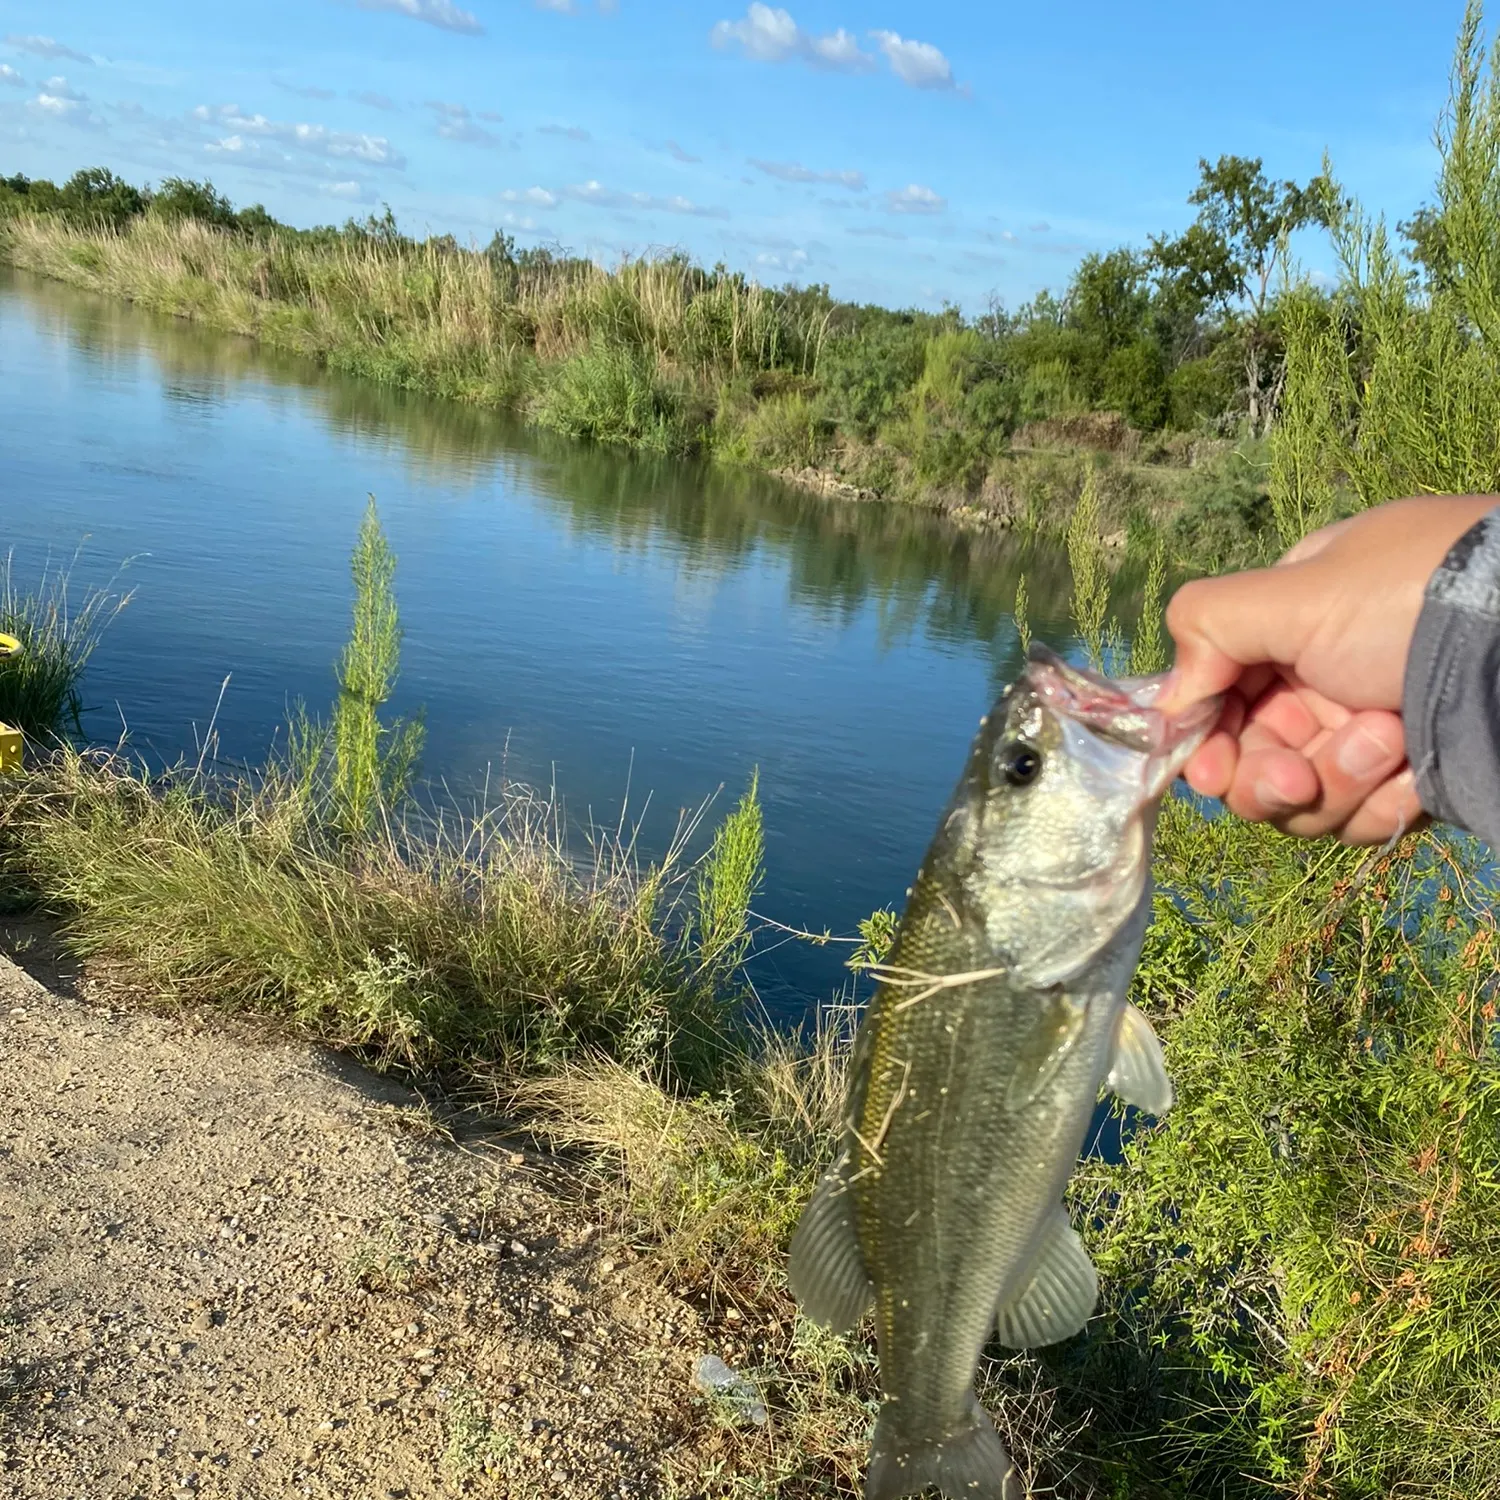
[0,925,727,1500]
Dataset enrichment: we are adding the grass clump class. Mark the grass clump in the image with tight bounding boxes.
[0,553,129,740]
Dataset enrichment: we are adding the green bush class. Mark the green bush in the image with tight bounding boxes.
[534,339,693,455]
[1169,347,1240,430]
[1100,337,1170,429]
[1167,442,1275,568]
[817,320,927,440]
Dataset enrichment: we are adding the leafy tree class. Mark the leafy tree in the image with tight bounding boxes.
[234,202,279,238]
[1153,154,1333,433]
[149,176,237,230]
[59,167,145,230]
[1066,248,1153,351]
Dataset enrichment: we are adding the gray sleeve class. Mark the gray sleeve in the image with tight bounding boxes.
[1402,504,1500,848]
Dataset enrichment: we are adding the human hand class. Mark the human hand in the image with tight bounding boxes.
[1161,494,1500,843]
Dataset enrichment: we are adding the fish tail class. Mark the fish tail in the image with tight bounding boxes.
[865,1397,1022,1500]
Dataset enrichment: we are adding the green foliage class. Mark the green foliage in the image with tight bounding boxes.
[693,771,765,982]
[535,339,693,454]
[310,499,425,836]
[1127,544,1169,675]
[847,907,899,974]
[148,176,238,230]
[1100,338,1169,429]
[1066,464,1110,663]
[1169,441,1276,570]
[0,554,129,740]
[732,389,830,469]
[1013,572,1032,655]
[817,319,928,440]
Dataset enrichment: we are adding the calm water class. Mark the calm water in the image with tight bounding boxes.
[0,267,1093,1020]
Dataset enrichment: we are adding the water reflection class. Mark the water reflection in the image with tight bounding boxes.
[2,266,1127,1020]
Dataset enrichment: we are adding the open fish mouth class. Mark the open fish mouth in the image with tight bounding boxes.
[1024,642,1220,790]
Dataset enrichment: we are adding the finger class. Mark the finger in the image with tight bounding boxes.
[1336,769,1429,846]
[1277,516,1356,567]
[1238,683,1337,753]
[1222,744,1321,822]
[1162,566,1322,711]
[1266,712,1407,839]
[1179,693,1246,798]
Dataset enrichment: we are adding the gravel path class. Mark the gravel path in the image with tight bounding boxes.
[0,923,722,1499]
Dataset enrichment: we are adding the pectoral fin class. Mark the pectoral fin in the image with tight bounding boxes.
[1105,1002,1173,1117]
[1005,988,1089,1111]
[994,1206,1099,1349]
[786,1157,873,1334]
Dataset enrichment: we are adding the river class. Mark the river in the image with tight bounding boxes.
[0,266,1097,1021]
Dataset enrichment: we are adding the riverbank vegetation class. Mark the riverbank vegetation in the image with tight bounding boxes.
[6,4,1500,1496]
[1,143,1332,568]
[0,553,129,742]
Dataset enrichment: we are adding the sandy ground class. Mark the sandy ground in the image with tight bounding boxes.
[0,921,740,1500]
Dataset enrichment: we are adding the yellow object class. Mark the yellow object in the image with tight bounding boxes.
[0,632,20,772]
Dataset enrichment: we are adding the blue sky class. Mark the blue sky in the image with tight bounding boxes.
[0,0,1475,310]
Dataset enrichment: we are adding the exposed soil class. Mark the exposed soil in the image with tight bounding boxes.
[0,920,736,1500]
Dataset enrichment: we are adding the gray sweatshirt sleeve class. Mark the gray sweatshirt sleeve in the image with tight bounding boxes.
[1402,504,1500,848]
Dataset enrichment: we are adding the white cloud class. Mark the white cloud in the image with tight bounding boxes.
[29,76,103,129]
[755,248,809,272]
[192,103,405,168]
[352,90,398,111]
[562,179,729,218]
[323,180,365,199]
[425,99,502,146]
[869,30,956,90]
[848,224,906,240]
[710,5,874,72]
[355,0,484,36]
[500,186,559,208]
[749,158,864,190]
[275,79,336,101]
[884,183,945,215]
[0,63,24,88]
[5,34,92,64]
[537,0,576,9]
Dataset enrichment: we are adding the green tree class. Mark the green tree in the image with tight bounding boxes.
[1153,154,1333,434]
[59,167,146,231]
[149,176,237,230]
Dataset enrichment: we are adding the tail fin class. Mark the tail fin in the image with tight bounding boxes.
[864,1398,1021,1500]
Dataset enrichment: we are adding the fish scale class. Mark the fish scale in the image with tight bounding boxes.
[788,644,1219,1500]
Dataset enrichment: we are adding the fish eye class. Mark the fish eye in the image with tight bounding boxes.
[998,741,1042,787]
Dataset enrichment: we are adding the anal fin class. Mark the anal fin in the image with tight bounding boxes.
[787,1158,873,1334]
[1106,1001,1173,1117]
[994,1206,1098,1350]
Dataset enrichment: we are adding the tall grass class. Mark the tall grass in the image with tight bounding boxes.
[0,214,826,464]
[0,552,129,740]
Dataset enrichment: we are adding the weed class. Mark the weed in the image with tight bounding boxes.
[0,551,130,740]
[442,1385,514,1482]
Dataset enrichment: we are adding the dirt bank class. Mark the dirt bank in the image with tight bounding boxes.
[0,923,737,1500]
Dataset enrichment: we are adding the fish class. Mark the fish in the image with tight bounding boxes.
[787,642,1219,1500]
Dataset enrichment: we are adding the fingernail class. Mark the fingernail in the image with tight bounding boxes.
[1337,724,1396,779]
[1253,779,1299,813]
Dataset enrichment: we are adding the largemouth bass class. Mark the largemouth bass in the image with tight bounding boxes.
[788,643,1219,1500]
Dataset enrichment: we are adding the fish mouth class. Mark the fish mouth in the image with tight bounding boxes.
[1024,642,1220,790]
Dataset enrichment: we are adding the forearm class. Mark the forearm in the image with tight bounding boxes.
[1403,504,1500,848]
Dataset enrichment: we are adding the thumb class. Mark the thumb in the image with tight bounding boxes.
[1160,563,1320,710]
